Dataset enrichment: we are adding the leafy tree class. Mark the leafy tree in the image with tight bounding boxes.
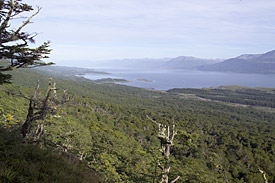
[0,0,53,83]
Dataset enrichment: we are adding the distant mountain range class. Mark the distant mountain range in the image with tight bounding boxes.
[198,50,275,74]
[88,57,222,70]
[87,58,171,69]
[87,50,275,74]
[164,56,223,69]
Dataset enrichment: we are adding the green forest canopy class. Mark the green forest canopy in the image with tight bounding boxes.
[0,67,274,182]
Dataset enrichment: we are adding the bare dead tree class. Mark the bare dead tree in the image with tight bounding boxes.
[258,168,268,183]
[147,115,180,183]
[21,78,68,143]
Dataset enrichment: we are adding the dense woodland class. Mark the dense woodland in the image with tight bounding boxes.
[0,66,274,182]
[0,0,274,182]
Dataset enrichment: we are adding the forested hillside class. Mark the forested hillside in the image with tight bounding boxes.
[0,67,274,182]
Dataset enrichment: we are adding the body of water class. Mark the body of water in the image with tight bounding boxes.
[83,68,275,90]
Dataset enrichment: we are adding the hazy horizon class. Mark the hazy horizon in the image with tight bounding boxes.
[22,0,275,67]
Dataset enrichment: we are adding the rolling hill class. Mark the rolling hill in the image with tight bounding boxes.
[0,65,274,182]
[198,50,275,74]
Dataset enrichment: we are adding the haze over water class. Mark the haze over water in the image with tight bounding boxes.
[84,68,275,90]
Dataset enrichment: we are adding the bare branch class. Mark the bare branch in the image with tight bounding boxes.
[21,79,59,140]
[170,119,177,142]
[147,115,162,132]
[0,0,14,30]
[15,6,41,34]
[167,125,170,139]
[146,115,160,125]
[148,116,180,183]
[157,161,163,171]
[33,80,39,99]
[259,168,268,183]
[170,176,180,183]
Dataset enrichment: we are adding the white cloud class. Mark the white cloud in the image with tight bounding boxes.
[22,0,275,64]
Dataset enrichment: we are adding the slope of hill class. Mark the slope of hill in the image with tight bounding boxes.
[0,66,274,182]
[198,50,275,74]
[0,83,103,183]
[0,127,103,183]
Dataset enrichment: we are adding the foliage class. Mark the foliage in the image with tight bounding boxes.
[0,126,103,183]
[0,0,53,83]
[0,67,275,182]
[168,86,275,108]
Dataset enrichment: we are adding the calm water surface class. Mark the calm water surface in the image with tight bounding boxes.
[84,68,275,90]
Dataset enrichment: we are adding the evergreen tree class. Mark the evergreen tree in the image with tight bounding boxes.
[0,0,52,83]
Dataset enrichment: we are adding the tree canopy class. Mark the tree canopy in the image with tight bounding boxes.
[0,0,52,83]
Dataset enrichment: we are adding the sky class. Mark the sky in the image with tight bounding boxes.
[19,0,275,66]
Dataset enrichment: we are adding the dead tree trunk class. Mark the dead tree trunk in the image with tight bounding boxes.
[22,81,40,139]
[21,78,57,143]
[259,168,268,183]
[147,116,180,183]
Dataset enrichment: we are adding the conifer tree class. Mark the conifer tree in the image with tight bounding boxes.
[0,0,52,83]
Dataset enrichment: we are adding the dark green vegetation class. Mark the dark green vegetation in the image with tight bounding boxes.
[0,127,102,183]
[137,79,153,82]
[95,78,131,84]
[168,86,275,108]
[35,66,109,77]
[0,66,275,182]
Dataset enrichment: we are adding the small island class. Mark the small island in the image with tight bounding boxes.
[95,78,132,84]
[137,78,153,82]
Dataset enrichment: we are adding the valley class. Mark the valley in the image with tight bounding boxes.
[1,0,274,182]
[0,66,274,182]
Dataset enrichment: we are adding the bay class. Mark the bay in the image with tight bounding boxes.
[83,68,275,90]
